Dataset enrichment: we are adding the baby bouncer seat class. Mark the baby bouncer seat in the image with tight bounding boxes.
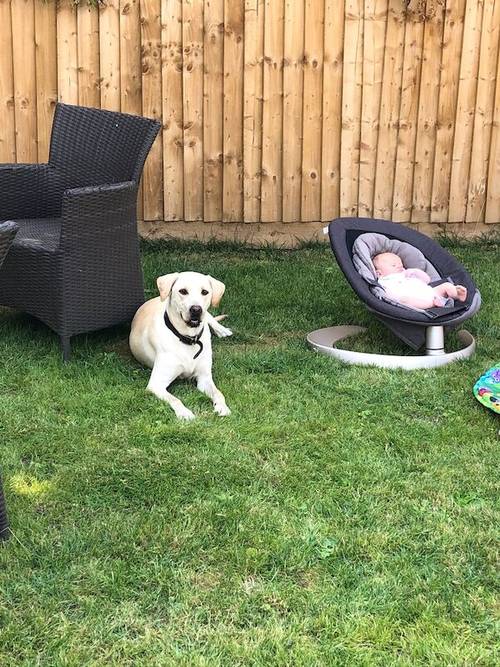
[307,218,481,370]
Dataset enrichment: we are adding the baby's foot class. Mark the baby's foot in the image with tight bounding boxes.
[456,285,467,302]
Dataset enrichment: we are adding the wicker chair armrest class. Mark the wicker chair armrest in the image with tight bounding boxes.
[63,180,136,201]
[60,181,138,249]
[62,181,137,220]
[0,164,53,219]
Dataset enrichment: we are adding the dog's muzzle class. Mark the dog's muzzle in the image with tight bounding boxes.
[187,305,203,327]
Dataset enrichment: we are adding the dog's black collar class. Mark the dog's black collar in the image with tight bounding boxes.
[164,310,204,359]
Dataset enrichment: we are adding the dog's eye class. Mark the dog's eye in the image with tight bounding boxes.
[179,288,188,295]
[201,289,209,296]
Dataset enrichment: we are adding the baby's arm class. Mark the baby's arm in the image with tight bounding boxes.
[404,268,431,284]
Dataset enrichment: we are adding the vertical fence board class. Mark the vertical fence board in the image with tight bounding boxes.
[411,1,445,223]
[57,1,78,105]
[243,0,265,222]
[340,0,363,217]
[77,4,100,108]
[466,0,500,223]
[182,0,204,221]
[301,0,324,221]
[373,0,405,219]
[448,0,484,223]
[120,0,143,218]
[162,0,184,220]
[141,0,164,220]
[261,0,284,222]
[485,44,500,223]
[99,0,121,111]
[120,0,142,114]
[282,0,304,222]
[223,0,244,221]
[12,0,37,162]
[321,0,344,220]
[358,0,388,218]
[0,0,16,162]
[392,7,424,223]
[431,0,466,223]
[204,0,224,222]
[35,0,57,163]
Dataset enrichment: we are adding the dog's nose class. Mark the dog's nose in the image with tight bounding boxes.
[190,305,202,318]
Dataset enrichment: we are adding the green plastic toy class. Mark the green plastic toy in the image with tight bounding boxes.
[473,364,500,414]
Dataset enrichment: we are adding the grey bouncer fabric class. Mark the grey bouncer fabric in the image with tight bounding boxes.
[352,232,453,313]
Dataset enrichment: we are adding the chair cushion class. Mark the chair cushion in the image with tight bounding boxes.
[11,218,62,252]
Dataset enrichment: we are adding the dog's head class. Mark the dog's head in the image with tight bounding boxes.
[157,271,225,328]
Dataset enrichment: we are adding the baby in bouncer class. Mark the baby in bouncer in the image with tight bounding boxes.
[372,252,468,310]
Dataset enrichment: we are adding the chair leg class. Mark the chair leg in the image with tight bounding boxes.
[61,335,72,362]
[0,476,9,541]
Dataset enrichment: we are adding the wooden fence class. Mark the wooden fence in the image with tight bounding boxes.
[0,0,499,229]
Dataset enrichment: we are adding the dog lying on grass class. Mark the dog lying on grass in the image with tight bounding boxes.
[129,271,232,420]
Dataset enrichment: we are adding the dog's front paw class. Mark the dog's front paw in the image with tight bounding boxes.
[176,406,196,421]
[214,403,231,417]
[213,323,233,338]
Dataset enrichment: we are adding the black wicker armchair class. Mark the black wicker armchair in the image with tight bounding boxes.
[0,221,18,540]
[0,103,161,360]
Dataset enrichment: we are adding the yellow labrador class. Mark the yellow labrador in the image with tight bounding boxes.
[129,271,232,420]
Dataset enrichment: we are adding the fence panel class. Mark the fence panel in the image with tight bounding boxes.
[1,0,498,230]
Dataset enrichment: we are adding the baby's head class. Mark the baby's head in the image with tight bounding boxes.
[373,252,404,277]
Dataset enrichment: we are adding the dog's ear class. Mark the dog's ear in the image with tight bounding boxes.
[157,273,179,301]
[208,276,225,307]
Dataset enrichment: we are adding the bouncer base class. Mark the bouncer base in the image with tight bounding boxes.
[307,325,476,370]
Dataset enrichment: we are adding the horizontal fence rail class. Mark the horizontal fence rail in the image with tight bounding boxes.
[0,0,499,226]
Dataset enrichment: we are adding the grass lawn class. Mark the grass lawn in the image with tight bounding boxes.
[0,237,498,665]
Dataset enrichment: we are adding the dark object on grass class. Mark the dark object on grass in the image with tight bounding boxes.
[0,220,18,541]
[0,478,8,541]
[0,103,161,360]
[308,218,481,370]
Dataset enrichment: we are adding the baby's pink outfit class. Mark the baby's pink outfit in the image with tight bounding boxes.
[378,268,447,309]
